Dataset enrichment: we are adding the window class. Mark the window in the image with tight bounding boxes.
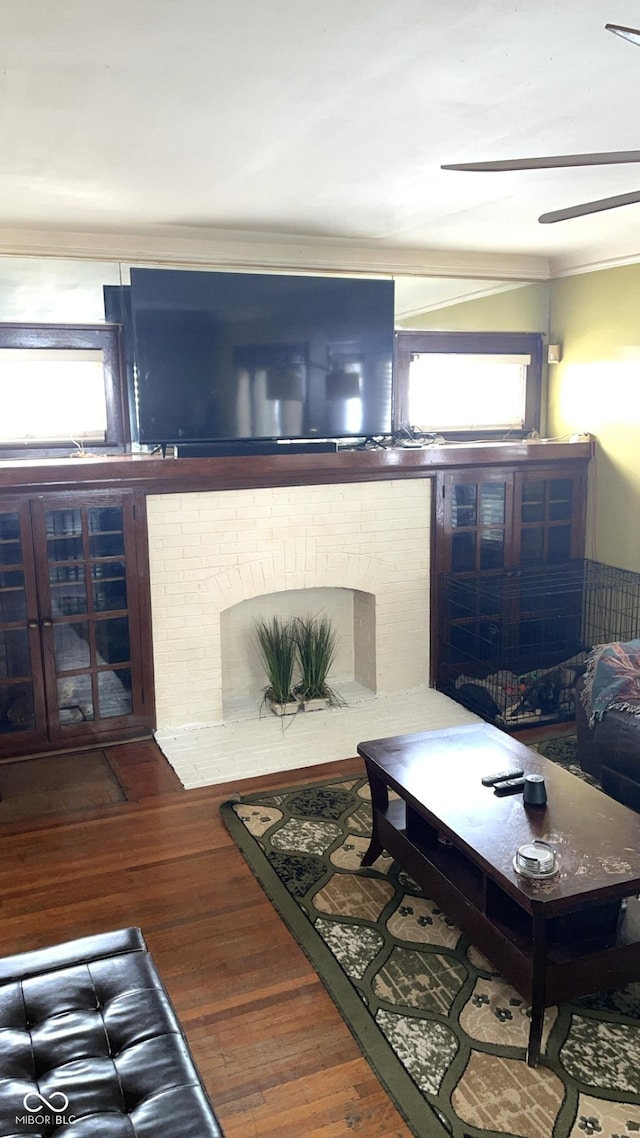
[394,331,543,439]
[0,324,128,456]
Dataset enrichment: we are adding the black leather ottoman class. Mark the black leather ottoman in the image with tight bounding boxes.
[0,927,223,1137]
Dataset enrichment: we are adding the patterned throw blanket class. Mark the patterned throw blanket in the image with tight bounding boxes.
[581,638,640,727]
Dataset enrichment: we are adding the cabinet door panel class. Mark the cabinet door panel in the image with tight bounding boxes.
[53,621,91,670]
[479,528,505,570]
[443,472,513,573]
[0,499,47,745]
[434,461,588,694]
[548,525,572,563]
[30,492,148,743]
[521,526,545,565]
[91,561,127,612]
[98,667,132,718]
[451,531,476,572]
[514,468,586,565]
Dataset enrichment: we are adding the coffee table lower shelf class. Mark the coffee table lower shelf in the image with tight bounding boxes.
[362,798,640,1066]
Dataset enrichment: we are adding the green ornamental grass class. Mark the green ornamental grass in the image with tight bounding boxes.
[294,614,344,706]
[254,616,297,708]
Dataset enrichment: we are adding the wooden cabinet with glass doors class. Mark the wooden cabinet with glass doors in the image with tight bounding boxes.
[0,491,154,756]
[433,460,589,692]
[438,465,586,575]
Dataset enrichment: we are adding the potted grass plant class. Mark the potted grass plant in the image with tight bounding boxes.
[254,615,298,716]
[293,614,345,711]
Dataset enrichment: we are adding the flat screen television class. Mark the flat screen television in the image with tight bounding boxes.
[129,268,394,450]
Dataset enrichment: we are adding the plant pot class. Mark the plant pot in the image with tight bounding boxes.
[299,696,330,712]
[267,697,299,717]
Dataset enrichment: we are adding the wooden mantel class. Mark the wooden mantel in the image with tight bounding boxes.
[0,440,593,496]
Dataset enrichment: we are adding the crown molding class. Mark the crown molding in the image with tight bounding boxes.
[0,225,551,282]
[549,244,640,278]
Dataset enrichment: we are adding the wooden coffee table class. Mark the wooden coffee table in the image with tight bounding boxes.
[357,721,640,1066]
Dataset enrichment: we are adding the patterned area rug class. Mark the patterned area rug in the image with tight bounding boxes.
[222,763,640,1138]
[534,735,599,788]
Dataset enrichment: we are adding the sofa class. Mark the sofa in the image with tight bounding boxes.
[0,926,223,1137]
[575,637,640,812]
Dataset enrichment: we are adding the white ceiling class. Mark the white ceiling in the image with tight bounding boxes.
[4,0,640,277]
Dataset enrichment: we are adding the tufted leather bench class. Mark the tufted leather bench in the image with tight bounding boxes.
[0,926,224,1137]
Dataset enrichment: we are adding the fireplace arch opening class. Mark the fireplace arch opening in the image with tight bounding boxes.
[221,586,376,719]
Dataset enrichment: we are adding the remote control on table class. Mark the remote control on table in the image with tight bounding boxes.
[481,769,524,786]
[493,777,526,796]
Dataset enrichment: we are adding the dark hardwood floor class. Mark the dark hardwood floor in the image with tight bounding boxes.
[0,740,412,1138]
[102,737,185,800]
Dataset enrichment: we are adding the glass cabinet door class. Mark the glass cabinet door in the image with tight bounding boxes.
[445,473,513,572]
[443,468,584,573]
[515,471,583,565]
[0,501,47,743]
[30,495,141,740]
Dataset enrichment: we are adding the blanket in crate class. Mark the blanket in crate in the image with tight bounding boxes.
[453,654,585,725]
[581,638,640,727]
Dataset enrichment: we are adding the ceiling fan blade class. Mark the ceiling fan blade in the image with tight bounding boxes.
[442,151,640,172]
[606,22,640,46]
[539,189,640,223]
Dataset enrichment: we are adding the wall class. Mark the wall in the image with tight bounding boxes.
[398,282,550,332]
[548,264,640,574]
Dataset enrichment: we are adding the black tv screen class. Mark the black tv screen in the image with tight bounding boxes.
[130,268,394,446]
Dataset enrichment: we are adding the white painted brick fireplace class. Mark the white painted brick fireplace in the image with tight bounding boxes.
[147,478,431,727]
[145,477,478,786]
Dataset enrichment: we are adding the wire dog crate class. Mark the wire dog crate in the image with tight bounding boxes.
[582,559,640,646]
[437,559,640,729]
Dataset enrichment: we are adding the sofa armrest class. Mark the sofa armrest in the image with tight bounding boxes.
[574,675,602,778]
